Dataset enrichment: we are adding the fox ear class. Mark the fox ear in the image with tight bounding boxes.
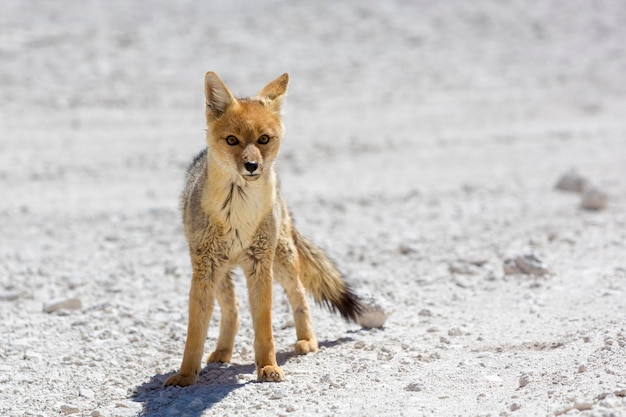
[204,72,236,120]
[257,73,289,103]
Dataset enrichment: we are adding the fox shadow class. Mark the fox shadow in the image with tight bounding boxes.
[131,361,255,417]
[131,338,353,417]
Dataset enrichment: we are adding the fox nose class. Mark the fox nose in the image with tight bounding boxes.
[244,161,259,174]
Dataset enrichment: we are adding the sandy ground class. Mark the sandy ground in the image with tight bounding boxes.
[1,1,626,416]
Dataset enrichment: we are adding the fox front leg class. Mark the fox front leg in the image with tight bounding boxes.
[242,252,284,382]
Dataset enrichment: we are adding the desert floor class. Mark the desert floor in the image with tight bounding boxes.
[1,1,625,416]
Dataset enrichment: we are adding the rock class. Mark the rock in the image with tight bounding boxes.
[503,258,522,275]
[448,327,463,337]
[580,187,608,211]
[356,294,393,329]
[573,401,593,411]
[485,374,503,383]
[43,298,82,313]
[503,254,550,276]
[405,382,425,392]
[555,170,588,193]
[449,261,480,275]
[60,404,79,414]
[510,402,521,411]
[519,374,531,388]
[79,387,95,399]
[0,290,21,301]
[187,397,204,409]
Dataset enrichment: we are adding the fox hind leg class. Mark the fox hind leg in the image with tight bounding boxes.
[274,237,318,355]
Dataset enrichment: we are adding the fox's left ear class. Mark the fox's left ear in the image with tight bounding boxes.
[257,73,289,111]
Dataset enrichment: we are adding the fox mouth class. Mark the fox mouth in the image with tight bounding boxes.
[243,173,260,181]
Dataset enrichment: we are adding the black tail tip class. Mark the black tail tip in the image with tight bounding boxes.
[328,285,364,323]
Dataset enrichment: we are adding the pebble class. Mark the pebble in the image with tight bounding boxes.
[503,254,550,276]
[355,294,393,329]
[485,374,503,383]
[0,290,21,301]
[270,388,288,399]
[573,401,593,411]
[43,298,82,313]
[405,382,425,392]
[555,170,588,193]
[60,404,80,414]
[580,187,608,211]
[79,387,95,399]
[510,402,521,411]
[448,261,480,275]
[519,374,531,388]
[187,397,204,409]
[448,327,463,337]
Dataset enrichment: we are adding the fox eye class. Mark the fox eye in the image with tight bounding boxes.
[225,135,239,146]
[258,135,270,145]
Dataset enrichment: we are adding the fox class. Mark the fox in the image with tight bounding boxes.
[163,72,363,386]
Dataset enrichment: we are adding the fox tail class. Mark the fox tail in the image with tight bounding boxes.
[293,230,363,322]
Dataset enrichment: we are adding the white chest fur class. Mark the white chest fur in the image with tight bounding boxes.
[210,178,275,259]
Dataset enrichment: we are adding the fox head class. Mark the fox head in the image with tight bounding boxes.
[204,72,288,182]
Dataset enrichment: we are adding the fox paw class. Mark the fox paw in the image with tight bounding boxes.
[207,350,232,364]
[163,372,198,387]
[257,365,284,382]
[295,338,318,355]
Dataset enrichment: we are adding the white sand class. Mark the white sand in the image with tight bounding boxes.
[1,1,625,416]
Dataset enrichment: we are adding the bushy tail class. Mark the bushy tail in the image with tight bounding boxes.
[293,230,363,322]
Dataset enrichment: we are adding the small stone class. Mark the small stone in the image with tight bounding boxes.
[519,374,531,388]
[398,243,418,255]
[79,387,95,399]
[0,290,21,301]
[320,373,339,388]
[91,411,101,417]
[356,294,393,329]
[573,402,593,411]
[510,403,521,411]
[578,364,587,373]
[555,170,588,193]
[485,374,503,383]
[504,254,550,276]
[580,187,608,210]
[43,298,82,313]
[418,309,432,317]
[448,327,463,337]
[503,258,522,275]
[188,398,204,409]
[405,382,425,392]
[515,254,549,276]
[60,404,79,414]
[449,261,480,275]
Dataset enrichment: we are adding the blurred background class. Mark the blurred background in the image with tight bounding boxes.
[1,0,625,214]
[2,0,625,110]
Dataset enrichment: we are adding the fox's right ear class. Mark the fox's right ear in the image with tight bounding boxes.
[204,72,236,120]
